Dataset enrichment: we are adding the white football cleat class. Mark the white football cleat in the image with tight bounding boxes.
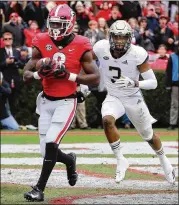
[115,170,127,183]
[115,156,129,183]
[159,156,176,185]
[164,168,176,185]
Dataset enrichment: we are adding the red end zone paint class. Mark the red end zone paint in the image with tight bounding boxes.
[165,146,178,149]
[55,166,165,180]
[50,192,139,204]
[63,147,89,150]
[50,190,178,205]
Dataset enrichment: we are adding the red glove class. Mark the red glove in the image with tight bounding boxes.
[53,63,70,79]
[37,58,56,79]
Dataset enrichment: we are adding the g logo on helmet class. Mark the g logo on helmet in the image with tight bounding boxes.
[70,10,75,17]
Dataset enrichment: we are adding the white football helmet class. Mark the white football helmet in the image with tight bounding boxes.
[109,20,133,53]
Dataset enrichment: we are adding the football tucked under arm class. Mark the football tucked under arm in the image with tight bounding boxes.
[34,58,78,82]
[34,57,55,79]
[35,58,51,71]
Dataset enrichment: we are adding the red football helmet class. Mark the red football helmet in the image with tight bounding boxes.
[47,4,76,41]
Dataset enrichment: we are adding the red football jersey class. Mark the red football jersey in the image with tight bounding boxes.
[32,33,92,97]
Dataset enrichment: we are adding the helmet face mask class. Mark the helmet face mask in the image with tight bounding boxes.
[47,4,76,41]
[109,20,132,54]
[110,33,131,52]
[48,19,73,39]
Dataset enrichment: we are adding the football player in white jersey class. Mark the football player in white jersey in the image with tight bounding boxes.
[92,20,175,184]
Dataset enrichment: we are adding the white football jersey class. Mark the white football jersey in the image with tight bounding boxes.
[93,39,148,97]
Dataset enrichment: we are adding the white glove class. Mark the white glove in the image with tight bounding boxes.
[114,76,135,88]
[80,84,91,97]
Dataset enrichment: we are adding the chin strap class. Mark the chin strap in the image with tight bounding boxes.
[110,48,127,58]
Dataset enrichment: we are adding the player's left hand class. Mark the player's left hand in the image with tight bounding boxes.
[114,76,135,88]
[53,63,70,79]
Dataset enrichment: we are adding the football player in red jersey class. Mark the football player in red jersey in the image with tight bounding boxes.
[23,4,99,202]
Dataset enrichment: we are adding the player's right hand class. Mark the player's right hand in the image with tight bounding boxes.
[114,76,136,88]
[38,58,55,78]
[53,63,70,79]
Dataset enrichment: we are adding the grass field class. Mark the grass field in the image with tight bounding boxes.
[1,128,178,144]
[1,128,178,204]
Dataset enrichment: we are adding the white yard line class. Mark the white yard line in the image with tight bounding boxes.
[1,168,178,191]
[1,142,178,154]
[130,166,178,177]
[2,142,178,204]
[1,157,178,165]
[72,194,178,204]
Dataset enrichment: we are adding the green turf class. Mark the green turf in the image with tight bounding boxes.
[1,129,178,205]
[1,128,178,144]
[3,183,173,205]
[1,184,124,204]
[1,133,178,144]
[1,153,178,158]
[1,128,177,132]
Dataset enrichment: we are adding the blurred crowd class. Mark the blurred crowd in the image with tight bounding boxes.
[0,1,178,130]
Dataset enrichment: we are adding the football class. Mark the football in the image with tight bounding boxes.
[35,57,52,70]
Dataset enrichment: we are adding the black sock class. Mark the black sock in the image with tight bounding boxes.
[36,143,58,192]
[56,149,73,166]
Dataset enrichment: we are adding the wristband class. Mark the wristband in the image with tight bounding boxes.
[68,73,77,82]
[33,71,41,80]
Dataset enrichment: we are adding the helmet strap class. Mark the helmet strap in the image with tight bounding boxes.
[110,48,127,59]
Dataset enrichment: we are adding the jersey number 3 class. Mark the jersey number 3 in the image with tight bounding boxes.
[109,66,121,83]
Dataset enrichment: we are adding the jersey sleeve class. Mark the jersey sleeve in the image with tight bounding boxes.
[79,37,93,61]
[93,40,104,59]
[82,38,92,51]
[136,46,149,66]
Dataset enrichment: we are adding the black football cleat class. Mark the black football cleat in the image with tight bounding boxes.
[24,186,44,202]
[66,153,78,186]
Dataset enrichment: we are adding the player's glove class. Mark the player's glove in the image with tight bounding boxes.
[53,63,70,79]
[76,91,85,103]
[38,58,55,78]
[114,76,136,88]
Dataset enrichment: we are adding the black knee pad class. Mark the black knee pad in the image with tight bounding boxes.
[45,143,58,161]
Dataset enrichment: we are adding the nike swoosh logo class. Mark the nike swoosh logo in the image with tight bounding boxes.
[31,193,39,198]
[69,49,75,52]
